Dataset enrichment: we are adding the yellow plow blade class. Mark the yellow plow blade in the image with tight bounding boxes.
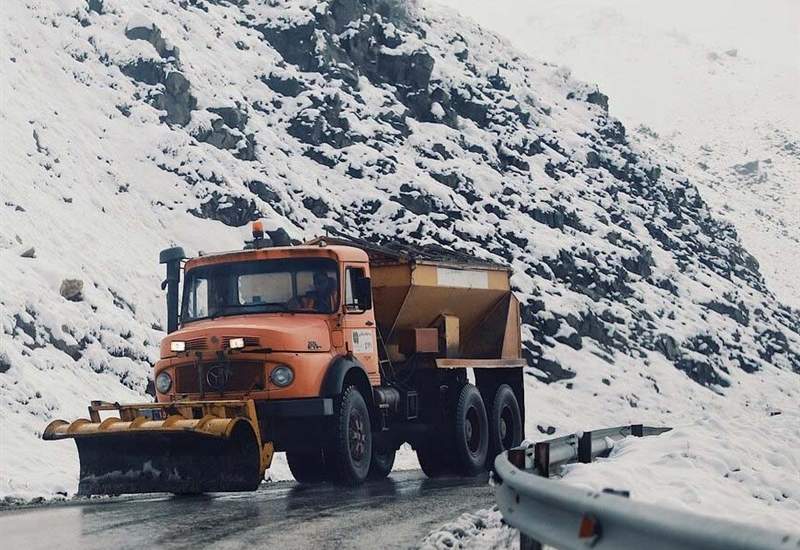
[44,400,272,496]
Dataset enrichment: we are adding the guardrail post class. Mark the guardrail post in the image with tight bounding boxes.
[533,441,550,478]
[578,431,592,463]
[508,448,526,469]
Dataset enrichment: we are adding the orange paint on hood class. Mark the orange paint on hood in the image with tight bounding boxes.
[161,313,332,357]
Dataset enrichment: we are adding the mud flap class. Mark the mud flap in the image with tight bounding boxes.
[73,420,261,496]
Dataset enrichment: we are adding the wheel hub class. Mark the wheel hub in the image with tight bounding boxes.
[349,413,366,461]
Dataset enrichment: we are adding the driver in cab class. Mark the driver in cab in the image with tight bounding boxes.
[295,271,337,313]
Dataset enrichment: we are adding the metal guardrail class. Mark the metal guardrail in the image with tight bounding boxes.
[507,424,672,478]
[494,426,800,550]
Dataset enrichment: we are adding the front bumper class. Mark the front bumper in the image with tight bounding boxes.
[257,397,333,418]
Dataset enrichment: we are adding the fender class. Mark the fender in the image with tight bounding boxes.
[321,355,374,406]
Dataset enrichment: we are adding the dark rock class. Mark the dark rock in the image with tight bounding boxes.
[208,107,247,130]
[758,329,789,362]
[87,0,103,14]
[121,59,163,86]
[59,279,84,302]
[523,346,575,382]
[687,334,721,356]
[586,90,609,111]
[733,160,759,176]
[20,247,35,258]
[288,94,354,148]
[247,180,281,204]
[262,73,306,97]
[621,248,654,278]
[303,148,339,168]
[303,197,330,218]
[555,330,583,350]
[256,21,318,71]
[675,357,729,388]
[735,354,761,373]
[392,187,436,216]
[655,334,680,360]
[377,50,434,91]
[704,299,749,326]
[125,20,178,60]
[451,88,489,126]
[190,192,261,227]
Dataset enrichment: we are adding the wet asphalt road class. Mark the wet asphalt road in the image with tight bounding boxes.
[1,470,493,550]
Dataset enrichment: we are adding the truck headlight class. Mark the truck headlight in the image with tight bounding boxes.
[170,341,186,352]
[270,365,294,387]
[229,337,245,350]
[155,372,172,393]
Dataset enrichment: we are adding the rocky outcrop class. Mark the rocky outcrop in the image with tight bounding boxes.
[121,18,196,125]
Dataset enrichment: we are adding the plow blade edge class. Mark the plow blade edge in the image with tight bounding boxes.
[43,400,268,496]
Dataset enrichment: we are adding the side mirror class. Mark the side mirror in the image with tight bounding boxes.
[355,276,372,310]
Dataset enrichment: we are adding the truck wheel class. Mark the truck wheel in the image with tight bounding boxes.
[416,444,453,478]
[368,447,396,479]
[287,450,328,484]
[452,383,489,476]
[487,384,522,466]
[328,385,372,485]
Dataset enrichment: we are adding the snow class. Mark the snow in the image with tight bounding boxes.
[0,3,797,539]
[435,0,800,309]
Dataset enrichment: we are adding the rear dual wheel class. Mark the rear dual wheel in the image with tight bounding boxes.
[487,384,523,466]
[417,383,489,478]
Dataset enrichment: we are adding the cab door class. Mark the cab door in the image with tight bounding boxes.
[341,263,379,384]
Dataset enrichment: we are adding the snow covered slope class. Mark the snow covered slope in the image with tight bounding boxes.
[436,0,800,310]
[1,0,798,526]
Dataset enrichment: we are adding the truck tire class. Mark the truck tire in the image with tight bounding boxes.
[452,383,489,476]
[487,384,523,466]
[327,385,372,485]
[416,443,454,477]
[368,447,396,479]
[287,450,328,484]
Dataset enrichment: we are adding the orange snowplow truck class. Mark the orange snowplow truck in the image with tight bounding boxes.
[44,223,526,495]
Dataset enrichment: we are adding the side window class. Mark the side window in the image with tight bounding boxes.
[344,267,371,312]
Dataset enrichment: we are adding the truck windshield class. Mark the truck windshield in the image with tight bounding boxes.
[181,258,339,322]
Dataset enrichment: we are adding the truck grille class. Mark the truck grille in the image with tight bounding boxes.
[185,337,208,351]
[174,362,265,394]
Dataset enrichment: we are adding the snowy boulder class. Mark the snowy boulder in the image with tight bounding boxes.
[262,73,306,97]
[125,15,178,60]
[151,71,196,126]
[190,192,261,227]
[59,279,84,302]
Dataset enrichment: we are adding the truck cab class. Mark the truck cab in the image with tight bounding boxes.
[156,243,379,404]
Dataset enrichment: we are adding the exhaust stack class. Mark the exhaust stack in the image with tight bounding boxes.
[159,246,186,334]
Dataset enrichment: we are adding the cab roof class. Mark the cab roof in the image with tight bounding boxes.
[184,244,369,270]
